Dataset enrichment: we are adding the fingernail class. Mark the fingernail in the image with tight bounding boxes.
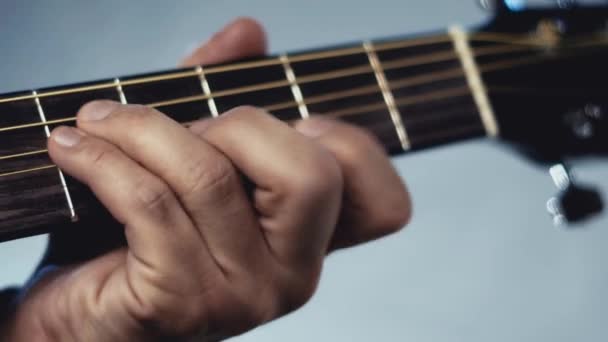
[52,126,84,147]
[79,101,120,121]
[295,118,334,138]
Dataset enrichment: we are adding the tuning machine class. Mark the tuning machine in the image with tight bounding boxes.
[546,163,604,226]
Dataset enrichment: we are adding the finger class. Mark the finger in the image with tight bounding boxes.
[75,100,268,274]
[180,17,267,67]
[295,118,411,250]
[190,107,343,265]
[47,126,219,279]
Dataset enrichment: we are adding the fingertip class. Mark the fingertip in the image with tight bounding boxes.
[49,126,86,149]
[180,17,268,67]
[225,17,267,50]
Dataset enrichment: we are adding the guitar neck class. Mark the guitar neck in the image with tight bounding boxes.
[0,27,496,242]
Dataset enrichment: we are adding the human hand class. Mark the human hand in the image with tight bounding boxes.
[6,18,410,341]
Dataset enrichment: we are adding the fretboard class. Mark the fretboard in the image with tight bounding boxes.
[0,27,499,242]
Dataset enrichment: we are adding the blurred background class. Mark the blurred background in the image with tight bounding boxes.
[1,0,608,341]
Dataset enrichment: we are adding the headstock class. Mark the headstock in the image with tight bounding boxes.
[473,1,608,223]
[475,0,608,161]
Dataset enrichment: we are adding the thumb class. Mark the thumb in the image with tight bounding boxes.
[180,17,268,67]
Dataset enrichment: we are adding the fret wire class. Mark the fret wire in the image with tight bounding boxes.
[363,41,410,151]
[114,78,128,104]
[280,54,309,119]
[195,66,219,117]
[0,32,605,106]
[33,91,78,221]
[449,26,499,137]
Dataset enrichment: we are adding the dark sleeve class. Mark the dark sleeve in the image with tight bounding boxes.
[0,287,18,323]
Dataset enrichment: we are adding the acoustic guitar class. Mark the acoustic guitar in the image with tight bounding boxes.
[1,1,607,242]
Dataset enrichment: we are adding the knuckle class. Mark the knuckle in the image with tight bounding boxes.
[183,155,237,201]
[275,266,321,314]
[289,149,343,202]
[132,176,174,214]
[84,142,121,169]
[229,105,260,115]
[369,189,412,236]
[331,125,384,168]
[220,105,267,123]
[114,104,154,129]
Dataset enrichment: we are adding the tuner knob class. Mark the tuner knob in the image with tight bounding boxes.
[547,163,604,226]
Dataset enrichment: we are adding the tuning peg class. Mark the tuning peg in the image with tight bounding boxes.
[546,163,604,226]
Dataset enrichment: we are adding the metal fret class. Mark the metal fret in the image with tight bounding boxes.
[114,78,128,104]
[280,54,309,119]
[449,26,499,137]
[32,91,78,221]
[195,66,219,118]
[363,41,411,151]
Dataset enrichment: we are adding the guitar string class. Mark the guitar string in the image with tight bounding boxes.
[0,99,479,173]
[0,42,530,108]
[0,34,454,104]
[0,38,606,177]
[0,43,600,166]
[0,92,482,179]
[0,30,603,105]
[0,47,551,163]
[0,40,594,134]
[0,85,473,165]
